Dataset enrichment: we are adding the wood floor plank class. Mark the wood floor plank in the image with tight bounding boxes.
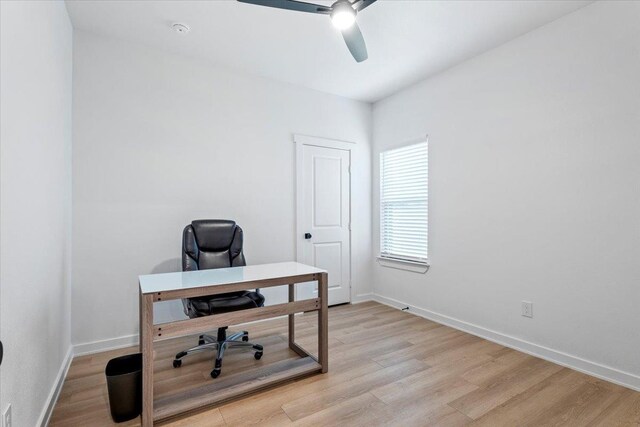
[421,338,505,367]
[531,381,622,426]
[587,388,640,426]
[218,359,381,425]
[373,331,480,367]
[448,356,565,419]
[281,359,429,421]
[470,369,621,427]
[163,408,226,427]
[292,392,387,426]
[222,407,294,426]
[370,353,491,404]
[372,402,473,427]
[460,348,533,386]
[49,302,640,426]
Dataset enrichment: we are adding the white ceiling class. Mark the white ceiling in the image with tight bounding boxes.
[65,0,592,102]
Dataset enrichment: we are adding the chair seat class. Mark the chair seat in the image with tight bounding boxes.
[188,291,265,316]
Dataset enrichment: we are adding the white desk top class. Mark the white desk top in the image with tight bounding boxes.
[139,261,325,294]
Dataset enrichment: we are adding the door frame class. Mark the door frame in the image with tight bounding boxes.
[294,134,354,304]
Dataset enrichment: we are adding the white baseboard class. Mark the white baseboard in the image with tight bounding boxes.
[372,294,640,392]
[38,345,73,427]
[73,334,139,357]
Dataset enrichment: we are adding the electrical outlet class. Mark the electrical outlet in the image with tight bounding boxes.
[3,404,12,427]
[522,301,533,318]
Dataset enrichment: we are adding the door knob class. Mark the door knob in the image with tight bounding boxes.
[304,233,312,240]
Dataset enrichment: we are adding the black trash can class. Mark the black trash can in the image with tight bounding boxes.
[105,353,142,423]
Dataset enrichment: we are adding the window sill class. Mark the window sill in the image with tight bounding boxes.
[377,257,430,273]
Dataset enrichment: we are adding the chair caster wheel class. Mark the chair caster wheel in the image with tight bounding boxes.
[242,330,249,341]
[173,359,182,368]
[210,369,221,378]
[254,351,263,360]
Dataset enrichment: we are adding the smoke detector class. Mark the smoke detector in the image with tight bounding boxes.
[171,23,190,34]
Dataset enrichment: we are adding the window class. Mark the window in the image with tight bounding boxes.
[379,139,428,264]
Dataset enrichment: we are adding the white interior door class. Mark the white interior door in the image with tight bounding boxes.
[296,140,351,306]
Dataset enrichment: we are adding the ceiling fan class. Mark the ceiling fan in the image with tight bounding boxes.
[236,0,377,62]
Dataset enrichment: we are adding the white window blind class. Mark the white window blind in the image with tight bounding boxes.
[380,140,428,263]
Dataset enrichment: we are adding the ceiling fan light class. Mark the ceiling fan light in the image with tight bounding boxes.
[331,3,356,30]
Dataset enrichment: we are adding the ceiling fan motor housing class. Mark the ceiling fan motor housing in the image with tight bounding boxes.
[331,1,357,30]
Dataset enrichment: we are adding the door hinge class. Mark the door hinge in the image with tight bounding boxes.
[348,223,352,231]
[348,165,351,174]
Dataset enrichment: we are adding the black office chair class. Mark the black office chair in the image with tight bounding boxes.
[172,219,265,378]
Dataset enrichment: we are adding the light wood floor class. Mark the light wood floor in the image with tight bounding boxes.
[50,301,640,426]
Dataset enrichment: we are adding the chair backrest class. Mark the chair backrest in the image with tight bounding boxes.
[182,219,246,271]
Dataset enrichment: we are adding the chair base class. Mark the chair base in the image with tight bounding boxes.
[173,329,263,379]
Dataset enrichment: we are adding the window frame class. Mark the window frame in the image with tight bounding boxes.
[378,137,429,271]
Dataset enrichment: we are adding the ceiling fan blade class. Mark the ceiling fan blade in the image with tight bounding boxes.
[351,0,377,12]
[237,0,331,15]
[341,22,368,62]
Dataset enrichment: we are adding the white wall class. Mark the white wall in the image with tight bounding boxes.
[372,1,640,388]
[72,32,372,349]
[0,1,73,425]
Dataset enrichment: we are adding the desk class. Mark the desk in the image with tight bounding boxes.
[138,262,328,426]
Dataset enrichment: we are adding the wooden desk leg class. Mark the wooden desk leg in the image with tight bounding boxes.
[288,284,295,348]
[140,292,154,426]
[318,273,328,373]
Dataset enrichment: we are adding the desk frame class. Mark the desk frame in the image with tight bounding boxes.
[139,271,328,426]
